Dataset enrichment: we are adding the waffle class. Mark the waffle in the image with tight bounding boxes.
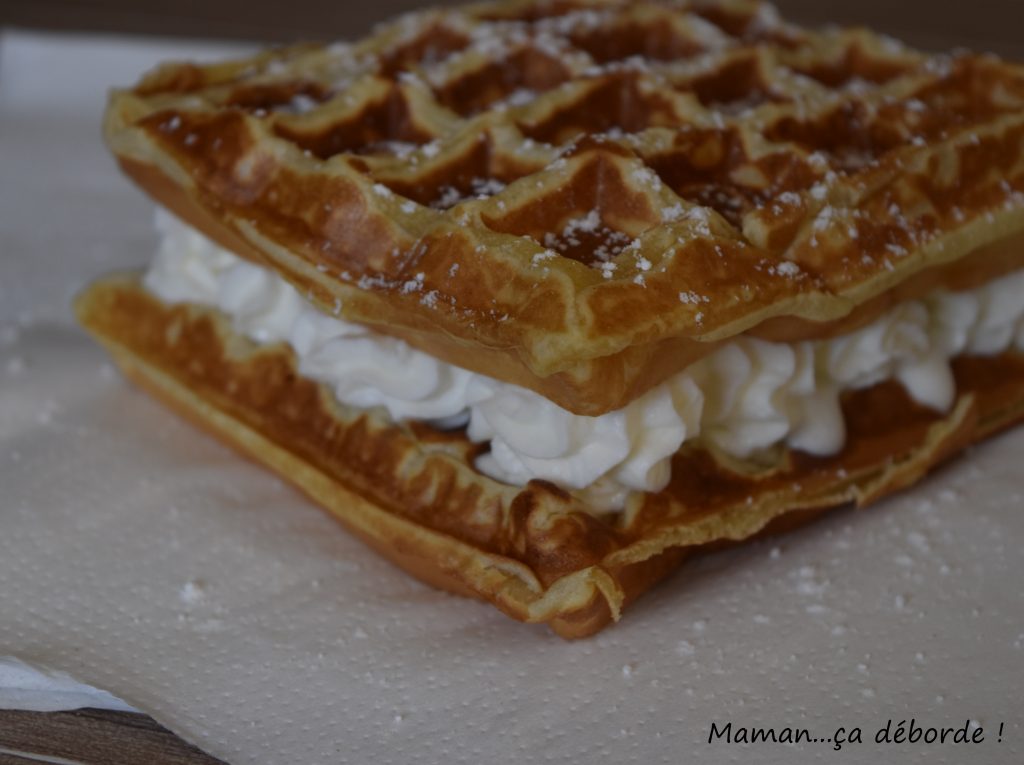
[77,275,1024,637]
[81,0,1024,637]
[102,0,1024,415]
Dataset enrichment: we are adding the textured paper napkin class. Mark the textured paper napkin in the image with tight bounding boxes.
[0,657,135,712]
[1,28,1022,765]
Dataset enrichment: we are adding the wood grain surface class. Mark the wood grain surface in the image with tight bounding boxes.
[0,708,226,764]
[0,1,1020,763]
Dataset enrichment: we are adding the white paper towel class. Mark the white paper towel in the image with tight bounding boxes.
[0,657,135,713]
[1,28,1022,765]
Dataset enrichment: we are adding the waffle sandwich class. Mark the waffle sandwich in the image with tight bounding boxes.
[77,0,1024,637]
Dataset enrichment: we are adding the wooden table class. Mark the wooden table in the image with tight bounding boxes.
[0,1,1020,763]
[0,708,225,764]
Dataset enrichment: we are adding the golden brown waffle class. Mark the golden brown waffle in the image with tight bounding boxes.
[76,275,1024,638]
[103,0,1024,415]
[86,0,1024,636]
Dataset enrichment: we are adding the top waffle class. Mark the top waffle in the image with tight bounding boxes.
[103,0,1024,416]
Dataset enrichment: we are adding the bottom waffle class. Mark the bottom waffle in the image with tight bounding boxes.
[75,274,1024,638]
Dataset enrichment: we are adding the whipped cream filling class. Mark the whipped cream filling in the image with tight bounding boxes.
[145,210,1024,510]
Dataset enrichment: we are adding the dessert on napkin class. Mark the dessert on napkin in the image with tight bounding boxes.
[78,0,1024,637]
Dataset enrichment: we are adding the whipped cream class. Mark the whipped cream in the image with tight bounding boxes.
[145,210,1024,510]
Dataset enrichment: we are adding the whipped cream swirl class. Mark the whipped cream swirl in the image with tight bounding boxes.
[145,210,1024,510]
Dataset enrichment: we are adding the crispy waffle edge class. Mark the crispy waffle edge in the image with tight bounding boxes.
[75,274,1024,638]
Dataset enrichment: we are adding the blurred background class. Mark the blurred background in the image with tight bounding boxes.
[2,0,1023,57]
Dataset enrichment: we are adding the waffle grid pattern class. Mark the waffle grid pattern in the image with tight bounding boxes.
[109,0,1024,385]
